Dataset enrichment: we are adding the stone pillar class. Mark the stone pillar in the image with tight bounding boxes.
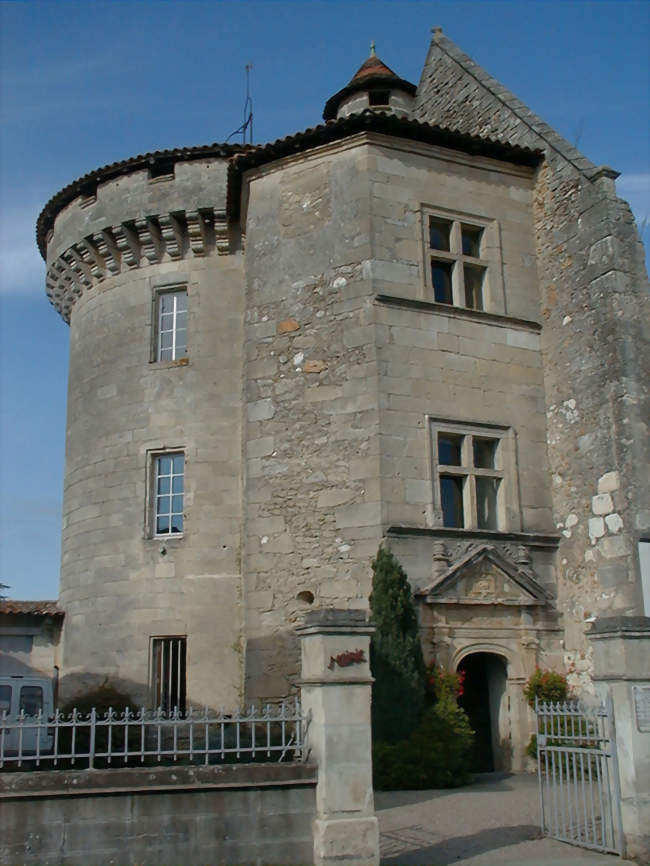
[296,609,379,866]
[589,616,650,862]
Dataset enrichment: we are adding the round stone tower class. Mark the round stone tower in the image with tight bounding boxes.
[38,147,248,707]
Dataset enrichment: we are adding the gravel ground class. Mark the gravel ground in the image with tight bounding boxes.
[375,773,639,866]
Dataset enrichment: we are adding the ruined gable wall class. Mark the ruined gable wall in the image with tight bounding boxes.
[414,34,650,689]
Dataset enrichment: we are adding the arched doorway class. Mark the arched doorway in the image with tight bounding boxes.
[457,652,508,772]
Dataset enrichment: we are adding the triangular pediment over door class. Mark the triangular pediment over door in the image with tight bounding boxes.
[418,544,550,607]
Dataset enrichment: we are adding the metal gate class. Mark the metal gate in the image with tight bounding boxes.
[536,696,623,855]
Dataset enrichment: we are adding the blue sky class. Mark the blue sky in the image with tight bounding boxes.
[1,0,648,600]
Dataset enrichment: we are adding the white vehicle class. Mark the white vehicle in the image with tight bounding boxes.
[0,675,54,755]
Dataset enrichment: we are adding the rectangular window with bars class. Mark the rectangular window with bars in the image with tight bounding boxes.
[156,288,188,361]
[151,636,186,714]
[154,452,184,536]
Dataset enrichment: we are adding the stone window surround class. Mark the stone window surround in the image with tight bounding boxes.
[152,284,188,363]
[419,204,506,315]
[146,448,186,540]
[428,417,521,533]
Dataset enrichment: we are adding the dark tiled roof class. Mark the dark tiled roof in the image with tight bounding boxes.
[228,110,543,217]
[37,110,542,258]
[323,54,417,121]
[0,600,64,617]
[36,142,251,258]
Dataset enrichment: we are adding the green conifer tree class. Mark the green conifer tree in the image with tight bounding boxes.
[369,546,425,744]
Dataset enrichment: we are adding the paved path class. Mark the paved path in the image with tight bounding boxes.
[375,774,638,866]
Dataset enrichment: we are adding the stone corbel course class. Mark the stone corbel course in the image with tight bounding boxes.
[46,207,228,322]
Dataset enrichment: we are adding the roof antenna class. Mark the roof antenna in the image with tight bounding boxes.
[227,64,254,145]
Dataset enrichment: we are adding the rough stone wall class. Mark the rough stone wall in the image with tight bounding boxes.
[51,163,246,708]
[241,143,383,699]
[239,133,564,714]
[414,31,650,688]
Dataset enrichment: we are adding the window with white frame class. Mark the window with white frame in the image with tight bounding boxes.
[426,214,489,310]
[432,422,510,530]
[156,288,187,361]
[153,452,184,536]
[151,636,186,714]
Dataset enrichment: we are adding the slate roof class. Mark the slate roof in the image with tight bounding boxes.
[0,600,64,617]
[414,28,601,178]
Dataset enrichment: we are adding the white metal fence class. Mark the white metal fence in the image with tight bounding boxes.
[536,697,623,855]
[0,699,306,770]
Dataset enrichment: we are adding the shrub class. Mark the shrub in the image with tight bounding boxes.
[373,688,474,789]
[426,664,465,703]
[59,683,136,717]
[523,668,569,708]
[57,682,139,766]
[369,546,474,788]
[524,668,572,764]
[369,546,425,744]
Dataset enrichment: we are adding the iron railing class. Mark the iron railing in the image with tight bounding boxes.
[0,699,307,771]
[536,697,623,855]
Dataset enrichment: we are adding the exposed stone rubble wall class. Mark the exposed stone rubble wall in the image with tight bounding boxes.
[414,31,650,684]
[242,145,383,698]
[239,129,565,739]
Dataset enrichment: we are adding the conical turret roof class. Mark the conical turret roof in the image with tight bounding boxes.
[323,46,416,121]
[349,53,399,82]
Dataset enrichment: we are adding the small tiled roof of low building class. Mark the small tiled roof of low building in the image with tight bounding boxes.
[0,600,64,617]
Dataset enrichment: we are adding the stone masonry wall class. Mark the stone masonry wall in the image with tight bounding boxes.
[414,31,650,688]
[241,142,384,699]
[364,140,554,539]
[50,163,246,708]
[362,137,563,752]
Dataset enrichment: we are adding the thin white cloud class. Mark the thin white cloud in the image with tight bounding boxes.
[616,173,650,235]
[617,173,650,192]
[0,204,45,296]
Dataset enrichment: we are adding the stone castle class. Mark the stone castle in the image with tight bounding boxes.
[10,29,648,769]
